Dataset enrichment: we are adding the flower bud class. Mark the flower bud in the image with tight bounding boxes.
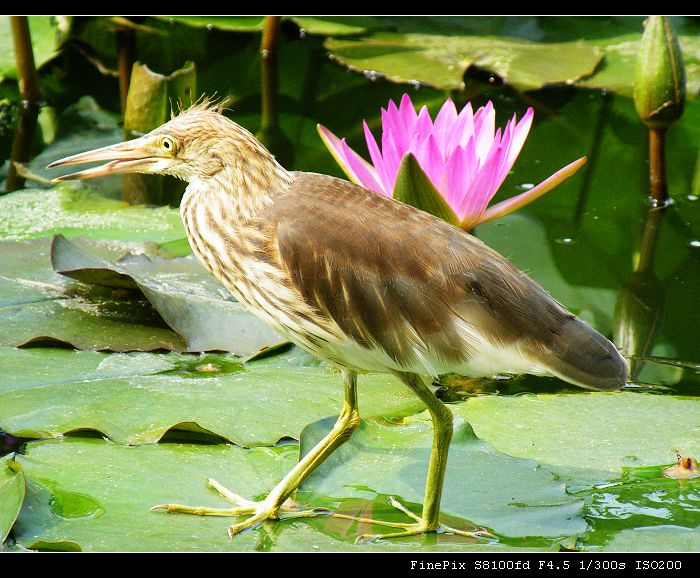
[634,16,686,129]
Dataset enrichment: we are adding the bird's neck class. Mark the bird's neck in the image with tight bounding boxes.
[187,154,293,222]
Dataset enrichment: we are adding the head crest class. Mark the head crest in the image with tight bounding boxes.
[170,94,233,119]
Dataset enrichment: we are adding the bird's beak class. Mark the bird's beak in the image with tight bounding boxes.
[47,137,160,182]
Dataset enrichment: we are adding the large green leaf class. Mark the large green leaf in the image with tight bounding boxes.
[51,235,286,355]
[579,33,700,99]
[325,33,604,92]
[0,346,424,446]
[0,186,185,242]
[600,525,700,552]
[0,16,61,82]
[299,414,586,541]
[11,438,557,552]
[458,392,700,487]
[0,347,175,393]
[0,456,24,543]
[0,238,186,351]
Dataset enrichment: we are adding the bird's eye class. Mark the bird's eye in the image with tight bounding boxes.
[161,137,176,153]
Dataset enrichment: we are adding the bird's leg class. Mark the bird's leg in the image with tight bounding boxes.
[335,372,490,541]
[151,369,361,538]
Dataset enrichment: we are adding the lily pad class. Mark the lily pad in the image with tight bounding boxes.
[51,235,286,355]
[160,16,265,32]
[325,33,604,92]
[299,414,587,540]
[0,238,186,352]
[0,186,185,243]
[0,346,425,446]
[12,438,294,552]
[11,437,559,551]
[600,525,700,552]
[288,17,383,37]
[458,392,700,487]
[0,456,24,543]
[0,16,61,82]
[579,33,700,100]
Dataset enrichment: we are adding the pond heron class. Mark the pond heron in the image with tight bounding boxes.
[48,101,628,540]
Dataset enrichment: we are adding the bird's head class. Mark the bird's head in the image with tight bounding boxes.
[48,101,283,185]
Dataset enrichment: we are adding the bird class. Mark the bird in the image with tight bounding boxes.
[48,99,628,540]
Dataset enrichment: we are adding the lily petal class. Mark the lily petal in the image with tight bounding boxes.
[478,156,588,225]
[317,124,384,194]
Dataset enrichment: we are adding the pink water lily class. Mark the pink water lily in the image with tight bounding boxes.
[318,94,586,230]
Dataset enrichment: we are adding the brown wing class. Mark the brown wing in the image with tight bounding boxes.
[260,172,626,389]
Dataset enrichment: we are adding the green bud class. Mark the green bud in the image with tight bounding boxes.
[634,16,686,129]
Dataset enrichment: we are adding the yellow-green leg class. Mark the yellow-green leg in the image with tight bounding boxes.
[330,371,491,541]
[151,368,361,537]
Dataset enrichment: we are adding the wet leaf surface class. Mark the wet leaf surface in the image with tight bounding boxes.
[12,437,568,551]
[579,464,700,550]
[458,393,700,488]
[0,347,425,446]
[0,238,186,352]
[0,456,24,542]
[0,186,184,242]
[299,414,587,540]
[325,33,604,92]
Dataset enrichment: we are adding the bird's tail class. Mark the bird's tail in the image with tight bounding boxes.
[529,316,628,391]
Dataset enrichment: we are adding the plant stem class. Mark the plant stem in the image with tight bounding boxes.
[637,203,665,275]
[260,16,281,132]
[648,127,668,204]
[5,16,41,193]
[116,28,136,115]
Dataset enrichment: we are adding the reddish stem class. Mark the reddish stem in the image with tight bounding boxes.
[649,127,668,204]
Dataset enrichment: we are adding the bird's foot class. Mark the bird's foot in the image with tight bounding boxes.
[331,496,494,543]
[150,478,330,538]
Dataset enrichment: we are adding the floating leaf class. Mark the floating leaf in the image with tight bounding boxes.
[13,438,293,552]
[159,16,265,32]
[0,186,185,243]
[0,238,185,352]
[13,437,566,552]
[0,16,61,82]
[0,346,424,446]
[0,456,25,543]
[458,392,700,487]
[579,33,700,100]
[288,17,383,36]
[299,414,586,540]
[325,33,604,92]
